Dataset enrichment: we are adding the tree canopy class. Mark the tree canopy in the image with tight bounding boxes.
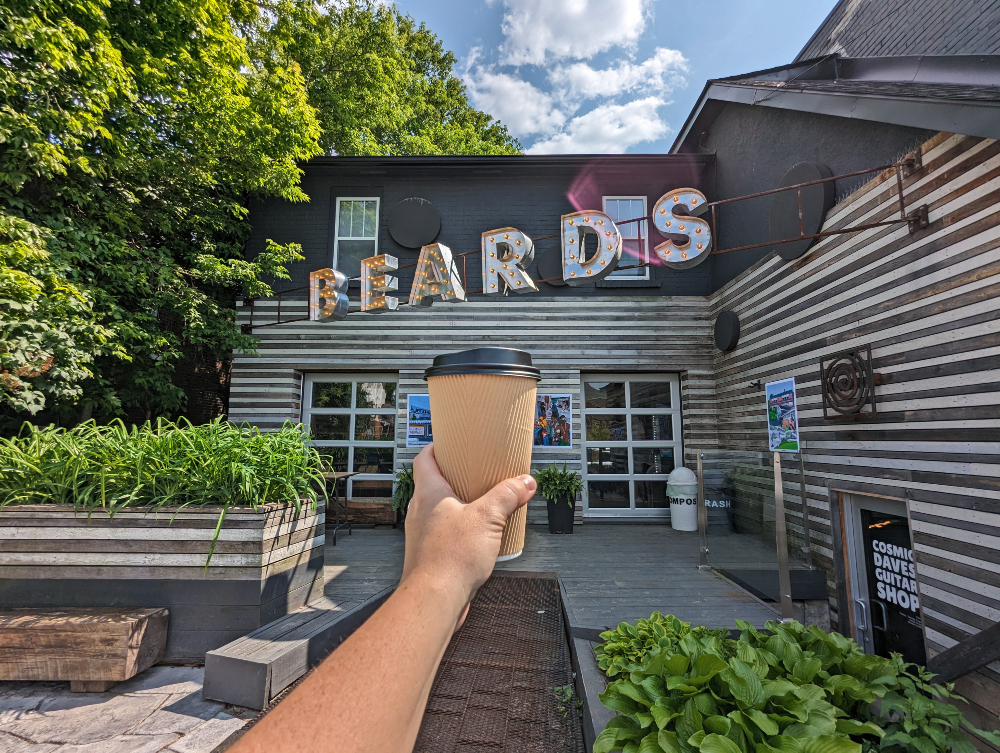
[0,0,518,433]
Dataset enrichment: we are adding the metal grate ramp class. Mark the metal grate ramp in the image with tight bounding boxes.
[414,571,585,753]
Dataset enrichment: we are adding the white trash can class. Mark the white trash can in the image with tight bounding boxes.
[667,467,699,531]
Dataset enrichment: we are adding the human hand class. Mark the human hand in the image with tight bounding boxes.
[399,444,536,623]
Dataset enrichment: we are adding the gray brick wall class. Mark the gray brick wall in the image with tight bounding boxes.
[246,157,716,299]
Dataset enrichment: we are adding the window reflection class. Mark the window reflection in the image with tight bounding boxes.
[585,382,626,409]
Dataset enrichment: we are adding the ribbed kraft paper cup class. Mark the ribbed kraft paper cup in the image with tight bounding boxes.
[425,348,540,561]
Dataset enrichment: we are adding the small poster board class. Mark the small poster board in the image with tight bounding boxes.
[534,394,572,447]
[765,377,800,452]
[406,394,433,447]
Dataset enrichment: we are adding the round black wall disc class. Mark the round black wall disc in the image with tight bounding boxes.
[535,246,567,286]
[714,310,740,352]
[387,197,441,248]
[769,162,835,261]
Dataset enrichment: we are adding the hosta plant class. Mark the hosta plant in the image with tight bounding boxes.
[533,463,583,506]
[595,612,731,677]
[595,617,1000,753]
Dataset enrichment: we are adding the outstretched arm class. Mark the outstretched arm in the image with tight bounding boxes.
[232,443,536,753]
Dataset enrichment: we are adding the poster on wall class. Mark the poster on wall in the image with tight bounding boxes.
[765,377,800,452]
[534,394,572,447]
[406,394,433,447]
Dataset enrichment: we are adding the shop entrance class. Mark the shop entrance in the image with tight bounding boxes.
[843,493,926,664]
[580,374,681,518]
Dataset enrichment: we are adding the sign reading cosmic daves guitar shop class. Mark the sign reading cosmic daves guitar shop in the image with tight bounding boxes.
[861,509,926,664]
[308,188,712,322]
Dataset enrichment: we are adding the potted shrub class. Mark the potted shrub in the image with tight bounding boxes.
[0,418,327,660]
[533,463,582,534]
[391,464,414,523]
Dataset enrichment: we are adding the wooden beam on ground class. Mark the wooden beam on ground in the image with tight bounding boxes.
[203,587,394,710]
[926,621,1000,684]
[0,608,168,690]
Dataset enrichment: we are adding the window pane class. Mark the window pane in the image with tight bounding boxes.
[633,447,675,475]
[632,415,672,442]
[585,382,625,408]
[356,382,396,409]
[630,382,671,408]
[617,239,644,273]
[312,382,352,408]
[351,480,392,498]
[362,201,377,237]
[586,447,629,475]
[316,447,348,473]
[311,414,350,441]
[353,447,394,474]
[337,239,378,278]
[586,415,626,442]
[338,200,354,237]
[354,414,395,441]
[588,480,630,508]
[635,480,668,508]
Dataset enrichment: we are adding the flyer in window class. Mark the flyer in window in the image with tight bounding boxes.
[765,377,800,452]
[406,394,433,447]
[534,394,572,447]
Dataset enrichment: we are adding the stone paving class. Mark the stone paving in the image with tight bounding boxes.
[0,666,254,753]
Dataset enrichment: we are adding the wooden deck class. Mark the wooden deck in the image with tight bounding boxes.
[324,525,778,632]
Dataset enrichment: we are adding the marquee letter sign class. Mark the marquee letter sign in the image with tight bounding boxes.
[652,188,712,269]
[309,268,349,321]
[408,243,467,306]
[561,211,621,285]
[481,228,538,294]
[361,254,399,312]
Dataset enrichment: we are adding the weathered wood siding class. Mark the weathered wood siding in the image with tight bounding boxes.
[709,132,1000,730]
[0,502,325,661]
[229,296,716,518]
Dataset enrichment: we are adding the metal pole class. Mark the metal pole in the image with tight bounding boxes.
[773,452,795,621]
[697,453,709,570]
[798,444,814,568]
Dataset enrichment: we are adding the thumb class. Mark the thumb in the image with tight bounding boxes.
[476,474,536,522]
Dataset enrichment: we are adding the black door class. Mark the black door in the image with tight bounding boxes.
[860,509,926,664]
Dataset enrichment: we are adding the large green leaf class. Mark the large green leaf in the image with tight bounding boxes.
[659,730,682,753]
[796,735,861,753]
[700,733,744,753]
[745,709,780,736]
[834,719,884,738]
[792,658,823,685]
[640,732,667,753]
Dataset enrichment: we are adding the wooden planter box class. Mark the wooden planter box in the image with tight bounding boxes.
[0,501,325,662]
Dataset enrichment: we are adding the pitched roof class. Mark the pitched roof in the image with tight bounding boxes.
[797,0,1000,61]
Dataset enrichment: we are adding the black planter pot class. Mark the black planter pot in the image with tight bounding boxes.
[546,496,575,534]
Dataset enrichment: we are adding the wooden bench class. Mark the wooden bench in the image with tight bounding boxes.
[0,608,168,692]
[204,587,393,709]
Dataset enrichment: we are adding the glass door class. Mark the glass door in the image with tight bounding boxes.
[580,374,681,517]
[844,493,927,664]
[303,374,398,499]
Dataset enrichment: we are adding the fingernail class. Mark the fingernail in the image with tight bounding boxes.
[520,475,536,490]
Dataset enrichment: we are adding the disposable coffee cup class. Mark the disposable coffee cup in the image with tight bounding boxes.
[424,347,540,561]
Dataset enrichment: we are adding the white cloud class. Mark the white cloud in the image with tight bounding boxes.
[548,47,688,101]
[497,0,651,66]
[526,97,669,154]
[464,60,566,136]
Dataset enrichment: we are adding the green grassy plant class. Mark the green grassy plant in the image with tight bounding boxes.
[595,616,1000,753]
[0,418,326,564]
[392,464,414,515]
[596,612,732,677]
[533,463,583,506]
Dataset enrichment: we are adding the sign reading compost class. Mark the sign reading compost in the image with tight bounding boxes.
[765,377,800,452]
[406,394,433,447]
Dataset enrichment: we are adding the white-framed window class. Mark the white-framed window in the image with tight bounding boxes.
[333,197,380,278]
[303,374,397,499]
[580,374,682,516]
[603,196,649,280]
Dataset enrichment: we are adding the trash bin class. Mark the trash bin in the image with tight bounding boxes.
[667,467,698,531]
[704,485,733,536]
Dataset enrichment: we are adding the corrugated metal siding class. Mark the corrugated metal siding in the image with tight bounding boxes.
[710,132,1000,716]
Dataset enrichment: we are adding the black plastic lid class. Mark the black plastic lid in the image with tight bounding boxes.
[424,347,541,380]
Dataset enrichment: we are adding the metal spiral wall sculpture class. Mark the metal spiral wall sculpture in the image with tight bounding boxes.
[820,345,878,419]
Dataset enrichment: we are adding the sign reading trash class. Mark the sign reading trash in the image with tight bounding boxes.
[765,377,800,452]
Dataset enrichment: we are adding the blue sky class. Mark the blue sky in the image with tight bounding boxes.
[395,0,837,154]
